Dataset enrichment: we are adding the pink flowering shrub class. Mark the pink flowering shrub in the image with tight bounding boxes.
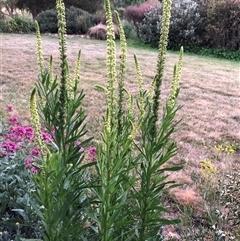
[1,105,97,174]
[1,122,34,156]
[1,107,46,174]
[0,105,97,238]
[0,110,42,238]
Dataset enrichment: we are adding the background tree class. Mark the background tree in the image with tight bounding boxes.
[16,0,103,18]
[65,0,103,13]
[0,0,18,17]
[16,0,55,18]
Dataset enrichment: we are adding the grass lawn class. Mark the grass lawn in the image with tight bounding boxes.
[0,33,240,239]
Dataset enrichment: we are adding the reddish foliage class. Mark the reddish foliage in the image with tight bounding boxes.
[123,0,161,23]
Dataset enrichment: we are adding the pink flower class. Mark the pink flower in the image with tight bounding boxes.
[9,116,19,125]
[30,166,38,174]
[25,157,39,174]
[51,126,55,134]
[89,147,97,155]
[10,126,26,142]
[79,147,85,153]
[30,147,41,157]
[1,151,8,157]
[25,126,34,141]
[75,141,81,146]
[87,146,97,161]
[7,104,13,111]
[25,157,33,169]
[41,131,53,143]
[1,141,18,153]
[13,126,26,136]
[4,126,28,143]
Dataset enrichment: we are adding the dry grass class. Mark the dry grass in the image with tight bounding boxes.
[0,33,240,238]
[88,23,119,40]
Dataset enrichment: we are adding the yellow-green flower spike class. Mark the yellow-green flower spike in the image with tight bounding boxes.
[168,46,183,109]
[74,50,81,87]
[105,0,117,133]
[148,75,156,103]
[127,90,134,122]
[151,0,172,136]
[35,21,43,75]
[115,10,127,85]
[48,55,53,86]
[115,10,127,134]
[134,54,144,117]
[30,88,46,155]
[56,0,68,126]
[175,46,183,87]
[66,65,74,101]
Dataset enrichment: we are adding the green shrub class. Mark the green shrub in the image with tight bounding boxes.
[202,0,240,50]
[0,15,35,33]
[0,19,12,33]
[138,0,206,48]
[0,11,5,20]
[75,13,93,34]
[0,120,42,239]
[13,14,35,33]
[138,5,162,46]
[35,8,58,33]
[170,44,240,61]
[66,6,94,34]
[36,6,95,34]
[137,0,240,59]
[91,10,106,24]
[122,20,137,39]
[169,0,206,48]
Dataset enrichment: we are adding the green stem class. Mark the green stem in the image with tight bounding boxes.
[139,155,151,240]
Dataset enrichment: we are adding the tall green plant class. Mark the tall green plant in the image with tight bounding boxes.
[94,0,183,240]
[29,0,96,240]
[93,1,137,240]
[28,0,183,240]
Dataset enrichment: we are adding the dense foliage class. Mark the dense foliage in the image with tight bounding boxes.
[123,0,240,59]
[0,14,35,33]
[36,6,96,34]
[0,116,42,239]
[0,0,103,18]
